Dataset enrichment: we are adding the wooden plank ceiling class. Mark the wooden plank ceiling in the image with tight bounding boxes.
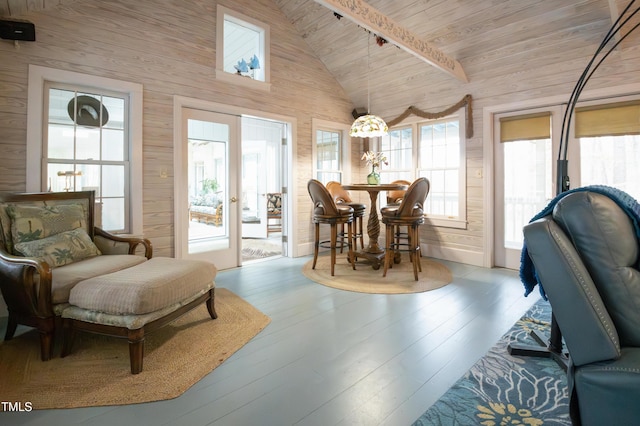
[3,0,639,120]
[274,0,637,119]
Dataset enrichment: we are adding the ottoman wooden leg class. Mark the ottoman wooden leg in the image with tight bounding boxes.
[128,328,145,375]
[61,319,75,358]
[39,330,54,361]
[206,289,217,319]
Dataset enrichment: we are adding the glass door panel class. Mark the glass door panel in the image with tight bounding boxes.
[580,135,640,200]
[503,139,552,240]
[179,109,239,268]
[241,140,268,239]
[494,107,561,269]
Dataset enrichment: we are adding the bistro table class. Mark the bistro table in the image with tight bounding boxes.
[342,182,408,269]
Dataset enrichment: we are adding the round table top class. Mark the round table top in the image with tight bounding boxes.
[342,183,408,191]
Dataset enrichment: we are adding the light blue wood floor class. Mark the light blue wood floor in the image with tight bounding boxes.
[0,255,540,426]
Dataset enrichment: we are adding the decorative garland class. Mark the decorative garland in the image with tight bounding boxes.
[386,94,473,138]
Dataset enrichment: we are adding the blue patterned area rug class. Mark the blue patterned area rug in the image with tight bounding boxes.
[413,299,571,425]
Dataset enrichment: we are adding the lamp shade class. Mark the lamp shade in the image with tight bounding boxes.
[350,114,388,138]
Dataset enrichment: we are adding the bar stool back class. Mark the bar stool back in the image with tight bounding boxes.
[385,179,419,258]
[381,178,430,280]
[326,181,366,251]
[386,179,411,204]
[307,179,356,276]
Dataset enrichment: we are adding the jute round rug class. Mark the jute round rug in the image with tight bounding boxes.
[242,238,282,261]
[0,288,270,409]
[302,254,453,294]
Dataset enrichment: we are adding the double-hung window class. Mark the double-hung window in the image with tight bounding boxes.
[380,127,413,183]
[377,112,467,228]
[44,84,130,232]
[418,119,465,224]
[313,119,350,184]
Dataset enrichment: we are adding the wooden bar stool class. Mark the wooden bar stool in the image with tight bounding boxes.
[326,181,366,251]
[384,179,414,260]
[381,178,430,280]
[307,179,356,276]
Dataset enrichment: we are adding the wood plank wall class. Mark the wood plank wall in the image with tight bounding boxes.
[0,0,354,258]
[2,0,640,271]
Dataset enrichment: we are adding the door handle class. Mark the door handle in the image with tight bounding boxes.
[230,196,238,203]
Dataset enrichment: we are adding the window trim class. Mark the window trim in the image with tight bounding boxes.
[26,65,143,236]
[418,114,467,229]
[311,119,351,184]
[215,5,271,92]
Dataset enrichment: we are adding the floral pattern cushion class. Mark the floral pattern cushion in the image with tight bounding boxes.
[15,228,101,268]
[7,204,87,247]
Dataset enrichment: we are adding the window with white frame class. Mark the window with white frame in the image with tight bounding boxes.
[44,84,130,233]
[216,6,270,89]
[380,127,413,183]
[26,66,143,237]
[315,129,342,183]
[418,119,462,220]
[377,113,467,228]
[312,119,350,184]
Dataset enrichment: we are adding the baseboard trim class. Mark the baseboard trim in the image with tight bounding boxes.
[421,244,484,267]
[295,242,484,267]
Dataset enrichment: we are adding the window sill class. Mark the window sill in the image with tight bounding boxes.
[215,70,271,92]
[423,216,467,229]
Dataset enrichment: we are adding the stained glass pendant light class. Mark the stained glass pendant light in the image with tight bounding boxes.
[350,34,388,138]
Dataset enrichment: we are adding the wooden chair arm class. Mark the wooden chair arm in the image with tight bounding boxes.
[0,247,54,317]
[94,227,153,259]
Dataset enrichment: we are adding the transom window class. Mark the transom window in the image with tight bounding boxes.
[216,6,270,89]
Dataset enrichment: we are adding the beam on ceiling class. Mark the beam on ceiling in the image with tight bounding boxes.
[314,0,468,83]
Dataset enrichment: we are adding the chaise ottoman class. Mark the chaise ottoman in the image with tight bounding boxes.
[60,257,217,374]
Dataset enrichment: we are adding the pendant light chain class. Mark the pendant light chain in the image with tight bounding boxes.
[349,30,388,138]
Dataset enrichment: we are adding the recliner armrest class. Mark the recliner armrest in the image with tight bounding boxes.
[524,217,620,366]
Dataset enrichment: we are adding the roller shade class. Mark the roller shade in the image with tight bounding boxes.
[500,112,551,143]
[575,101,640,137]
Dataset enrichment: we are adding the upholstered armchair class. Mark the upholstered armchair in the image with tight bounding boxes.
[523,190,640,425]
[0,190,152,361]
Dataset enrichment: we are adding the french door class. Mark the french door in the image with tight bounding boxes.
[241,140,269,238]
[494,94,640,269]
[176,108,240,269]
[494,106,562,269]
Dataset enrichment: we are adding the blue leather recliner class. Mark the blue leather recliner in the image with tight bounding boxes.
[523,191,640,426]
